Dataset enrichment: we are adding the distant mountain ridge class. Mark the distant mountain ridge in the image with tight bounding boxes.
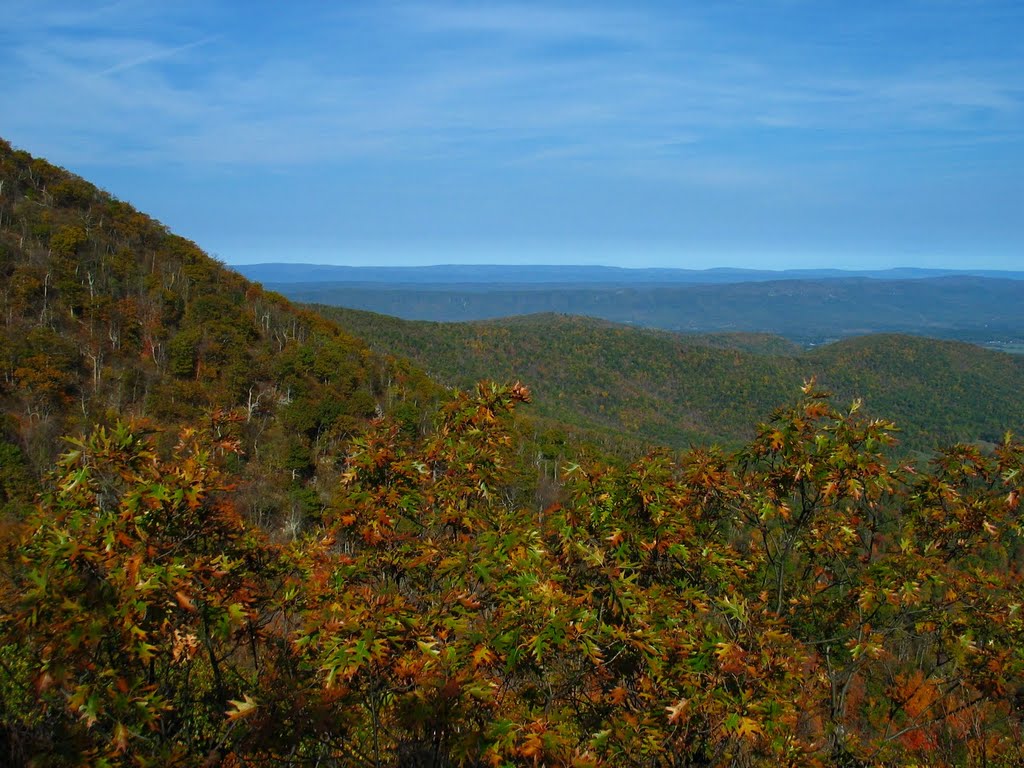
[236,262,1024,285]
[255,274,1024,345]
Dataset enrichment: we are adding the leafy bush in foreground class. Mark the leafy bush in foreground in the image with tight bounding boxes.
[2,383,1023,766]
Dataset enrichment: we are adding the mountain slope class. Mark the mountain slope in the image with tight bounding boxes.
[315,307,1024,453]
[0,139,438,525]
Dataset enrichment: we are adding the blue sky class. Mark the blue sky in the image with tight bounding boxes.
[3,1,1022,269]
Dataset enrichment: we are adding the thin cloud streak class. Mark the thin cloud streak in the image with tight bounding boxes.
[97,35,220,77]
[5,2,1020,177]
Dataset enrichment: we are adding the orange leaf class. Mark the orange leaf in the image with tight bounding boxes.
[175,590,197,613]
[471,644,495,669]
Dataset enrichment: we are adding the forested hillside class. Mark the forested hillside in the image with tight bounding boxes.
[0,138,438,528]
[314,308,1024,454]
[2,141,1024,767]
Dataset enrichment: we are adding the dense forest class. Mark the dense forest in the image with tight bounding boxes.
[2,140,1024,767]
[313,308,1024,455]
[0,137,441,531]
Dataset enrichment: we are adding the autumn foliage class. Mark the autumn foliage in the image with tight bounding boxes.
[0,381,1022,766]
[2,138,1023,766]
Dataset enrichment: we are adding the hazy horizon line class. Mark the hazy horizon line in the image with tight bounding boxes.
[231,261,1024,273]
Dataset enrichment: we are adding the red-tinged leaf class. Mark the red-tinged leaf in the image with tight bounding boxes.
[175,590,197,613]
[35,671,54,694]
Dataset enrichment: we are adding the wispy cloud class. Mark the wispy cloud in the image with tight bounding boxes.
[97,35,219,76]
[2,0,1021,194]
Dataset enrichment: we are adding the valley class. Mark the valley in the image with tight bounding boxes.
[243,264,1024,348]
[314,306,1024,455]
[1,140,1023,767]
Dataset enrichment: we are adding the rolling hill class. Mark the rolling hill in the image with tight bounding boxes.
[259,275,1024,346]
[314,307,1024,454]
